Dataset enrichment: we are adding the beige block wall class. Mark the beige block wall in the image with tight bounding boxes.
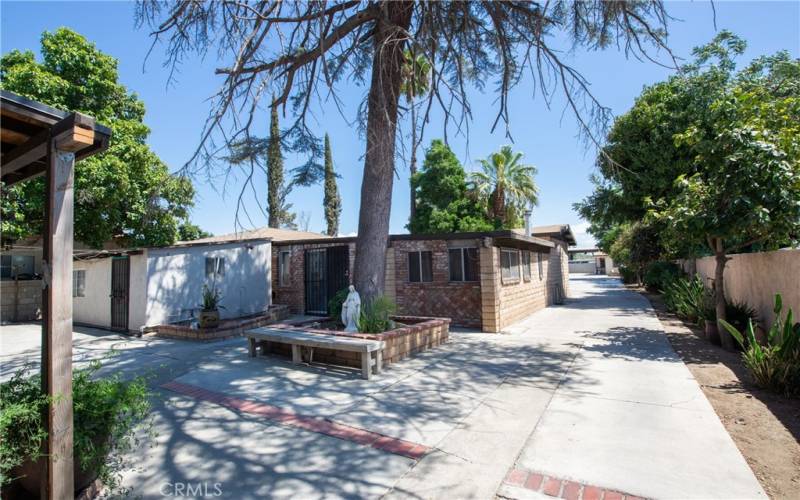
[0,280,42,322]
[693,249,800,331]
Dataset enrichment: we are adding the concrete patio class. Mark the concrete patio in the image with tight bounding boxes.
[0,275,765,499]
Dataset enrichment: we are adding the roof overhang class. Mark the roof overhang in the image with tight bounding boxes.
[1,90,112,185]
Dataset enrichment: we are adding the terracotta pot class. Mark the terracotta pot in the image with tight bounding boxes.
[13,437,105,496]
[199,309,220,328]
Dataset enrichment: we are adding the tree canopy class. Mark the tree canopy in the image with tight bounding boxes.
[0,28,199,248]
[323,134,342,236]
[471,146,539,228]
[408,140,492,234]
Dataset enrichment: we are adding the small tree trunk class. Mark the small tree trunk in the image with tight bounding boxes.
[713,238,734,350]
[353,1,413,304]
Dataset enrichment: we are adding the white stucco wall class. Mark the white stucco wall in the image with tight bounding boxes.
[144,241,271,326]
[73,258,112,328]
[569,261,596,274]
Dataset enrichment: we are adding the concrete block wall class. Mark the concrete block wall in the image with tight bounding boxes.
[0,280,42,322]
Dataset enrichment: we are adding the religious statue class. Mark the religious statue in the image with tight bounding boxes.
[341,285,361,332]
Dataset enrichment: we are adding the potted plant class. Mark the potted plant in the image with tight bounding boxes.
[1,362,152,496]
[200,282,224,328]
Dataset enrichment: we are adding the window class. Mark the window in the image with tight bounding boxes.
[278,250,291,286]
[1,254,35,279]
[522,251,532,281]
[500,249,520,283]
[408,251,433,282]
[448,248,479,282]
[205,256,225,277]
[538,252,544,280]
[72,270,86,297]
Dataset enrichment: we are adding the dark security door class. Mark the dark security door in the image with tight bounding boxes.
[326,245,350,301]
[304,249,327,315]
[304,246,350,316]
[110,256,130,331]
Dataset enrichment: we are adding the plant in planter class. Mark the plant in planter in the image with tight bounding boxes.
[358,296,397,334]
[0,361,153,496]
[720,294,800,396]
[327,288,350,327]
[200,282,225,328]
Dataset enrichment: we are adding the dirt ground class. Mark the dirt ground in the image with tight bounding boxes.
[642,290,800,499]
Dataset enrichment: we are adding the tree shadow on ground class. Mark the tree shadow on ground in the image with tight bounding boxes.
[643,290,800,445]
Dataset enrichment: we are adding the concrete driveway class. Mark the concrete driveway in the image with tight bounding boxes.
[0,276,764,499]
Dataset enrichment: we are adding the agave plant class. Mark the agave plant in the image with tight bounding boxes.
[719,294,800,396]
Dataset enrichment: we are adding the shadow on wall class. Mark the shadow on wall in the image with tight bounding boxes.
[146,242,271,327]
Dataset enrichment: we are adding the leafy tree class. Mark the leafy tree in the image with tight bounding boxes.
[177,223,212,241]
[138,1,673,303]
[578,32,800,347]
[401,49,431,222]
[0,28,195,248]
[323,134,342,236]
[608,222,663,284]
[470,146,539,228]
[408,140,492,234]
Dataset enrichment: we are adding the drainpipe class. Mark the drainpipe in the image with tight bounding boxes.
[523,209,532,237]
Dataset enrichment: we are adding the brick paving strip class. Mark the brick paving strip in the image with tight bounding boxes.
[161,380,430,460]
[503,467,647,500]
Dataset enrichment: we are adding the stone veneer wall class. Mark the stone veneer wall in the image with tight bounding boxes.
[144,305,290,341]
[545,240,570,305]
[479,245,552,332]
[390,239,482,328]
[0,280,42,322]
[265,316,450,368]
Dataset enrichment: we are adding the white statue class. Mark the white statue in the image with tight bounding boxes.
[341,285,361,332]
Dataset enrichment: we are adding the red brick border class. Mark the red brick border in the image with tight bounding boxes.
[161,381,429,460]
[503,467,646,500]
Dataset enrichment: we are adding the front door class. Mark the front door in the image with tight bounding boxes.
[110,256,129,331]
[303,246,350,316]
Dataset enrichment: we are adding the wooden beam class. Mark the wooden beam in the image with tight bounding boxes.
[41,143,75,499]
[0,128,49,177]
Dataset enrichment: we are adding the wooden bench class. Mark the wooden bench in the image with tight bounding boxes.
[245,327,385,380]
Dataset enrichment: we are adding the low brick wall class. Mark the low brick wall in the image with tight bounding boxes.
[264,316,450,369]
[144,305,290,341]
[0,280,42,323]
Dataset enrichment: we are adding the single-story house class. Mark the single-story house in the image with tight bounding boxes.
[264,224,575,332]
[568,247,618,275]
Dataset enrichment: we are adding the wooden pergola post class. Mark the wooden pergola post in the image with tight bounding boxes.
[2,91,109,499]
[40,142,76,499]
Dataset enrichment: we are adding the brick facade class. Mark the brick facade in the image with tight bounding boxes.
[390,239,482,328]
[270,232,571,333]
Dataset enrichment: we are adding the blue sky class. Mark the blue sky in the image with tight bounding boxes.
[2,1,798,247]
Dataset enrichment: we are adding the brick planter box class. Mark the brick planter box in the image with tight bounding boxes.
[265,315,450,369]
[143,304,290,341]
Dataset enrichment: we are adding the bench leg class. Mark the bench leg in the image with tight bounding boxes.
[259,340,269,356]
[291,344,302,364]
[374,350,382,374]
[248,337,256,357]
[361,352,372,380]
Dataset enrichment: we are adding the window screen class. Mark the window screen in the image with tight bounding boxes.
[205,257,225,277]
[449,248,479,282]
[73,270,86,297]
[522,251,532,281]
[408,251,433,282]
[278,250,291,286]
[501,249,520,283]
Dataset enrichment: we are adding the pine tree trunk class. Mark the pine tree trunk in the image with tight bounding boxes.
[353,1,413,304]
[713,238,734,349]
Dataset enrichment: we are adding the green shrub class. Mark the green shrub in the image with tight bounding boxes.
[618,265,638,284]
[725,300,758,334]
[663,276,708,322]
[643,261,682,292]
[0,361,153,492]
[720,294,800,396]
[358,296,397,334]
[327,288,350,326]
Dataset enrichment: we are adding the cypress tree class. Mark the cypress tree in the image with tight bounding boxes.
[267,104,285,228]
[323,134,341,236]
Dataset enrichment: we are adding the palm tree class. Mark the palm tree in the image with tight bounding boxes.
[470,146,539,227]
[401,49,431,221]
